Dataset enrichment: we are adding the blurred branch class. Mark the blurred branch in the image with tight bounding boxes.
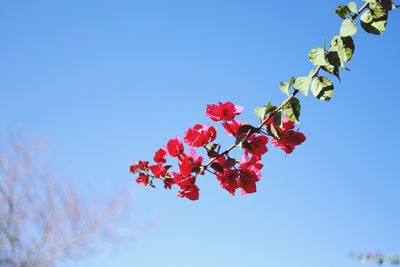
[0,137,136,267]
[351,252,400,265]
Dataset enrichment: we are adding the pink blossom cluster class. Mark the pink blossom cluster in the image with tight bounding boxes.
[130,101,306,200]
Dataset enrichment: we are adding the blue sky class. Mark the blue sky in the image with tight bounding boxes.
[1,0,399,266]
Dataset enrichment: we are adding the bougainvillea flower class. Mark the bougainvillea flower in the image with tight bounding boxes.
[138,161,149,170]
[167,137,184,157]
[245,135,269,157]
[187,149,204,168]
[173,172,196,189]
[149,163,168,178]
[222,119,243,136]
[240,154,264,170]
[130,164,138,173]
[163,178,175,189]
[130,161,149,173]
[239,163,261,195]
[271,117,306,154]
[136,173,149,186]
[184,124,217,147]
[177,185,199,201]
[206,101,243,121]
[238,154,263,195]
[178,156,193,177]
[153,148,167,163]
[216,169,240,195]
[178,150,204,177]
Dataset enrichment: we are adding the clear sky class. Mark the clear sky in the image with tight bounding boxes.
[1,0,399,266]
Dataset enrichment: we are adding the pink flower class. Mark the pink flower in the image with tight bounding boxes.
[167,137,184,157]
[184,124,217,147]
[130,161,149,173]
[130,164,138,174]
[173,172,196,189]
[245,135,269,157]
[163,178,175,189]
[136,173,149,186]
[206,101,243,121]
[149,163,168,178]
[153,148,167,163]
[238,155,263,195]
[178,156,193,177]
[222,119,243,136]
[178,150,204,177]
[187,149,204,168]
[271,117,306,154]
[177,185,199,201]
[216,169,240,196]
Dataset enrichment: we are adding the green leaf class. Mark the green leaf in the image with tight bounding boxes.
[254,107,266,120]
[309,48,327,66]
[279,76,295,96]
[378,0,395,10]
[371,2,388,18]
[254,102,276,120]
[273,111,282,126]
[283,97,301,123]
[210,162,224,174]
[207,143,220,158]
[293,70,314,97]
[361,10,387,34]
[327,51,341,67]
[348,2,358,12]
[341,36,355,62]
[328,36,347,67]
[241,141,253,151]
[311,77,335,101]
[336,5,351,19]
[266,124,281,140]
[322,65,341,81]
[360,2,388,35]
[238,124,259,136]
[340,18,358,37]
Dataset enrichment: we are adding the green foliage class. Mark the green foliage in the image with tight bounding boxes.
[340,18,358,36]
[272,0,397,128]
[348,1,358,12]
[322,64,341,80]
[336,5,352,18]
[279,77,295,96]
[254,102,276,120]
[283,97,301,122]
[341,36,355,62]
[361,1,390,34]
[293,70,315,97]
[352,252,400,265]
[311,77,334,101]
[309,48,328,66]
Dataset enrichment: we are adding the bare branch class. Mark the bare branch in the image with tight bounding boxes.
[0,137,135,267]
